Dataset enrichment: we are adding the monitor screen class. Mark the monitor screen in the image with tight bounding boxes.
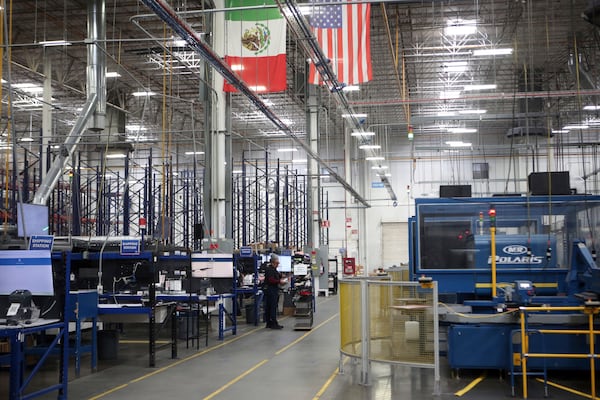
[191,253,234,278]
[0,250,54,295]
[278,255,292,273]
[17,203,50,237]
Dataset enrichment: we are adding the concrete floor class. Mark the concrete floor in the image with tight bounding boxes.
[1,295,597,400]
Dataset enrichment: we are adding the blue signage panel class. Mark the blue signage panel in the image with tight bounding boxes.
[29,235,54,251]
[120,239,141,255]
[239,246,253,257]
[371,182,385,188]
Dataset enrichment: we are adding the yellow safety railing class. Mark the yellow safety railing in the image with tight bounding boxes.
[518,305,600,399]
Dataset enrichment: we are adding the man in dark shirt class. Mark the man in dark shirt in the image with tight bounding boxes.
[264,254,284,329]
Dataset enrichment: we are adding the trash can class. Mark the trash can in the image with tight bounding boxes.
[98,330,119,360]
[245,304,255,324]
[178,313,198,340]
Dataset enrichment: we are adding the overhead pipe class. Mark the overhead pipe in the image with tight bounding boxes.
[87,0,106,131]
[33,0,106,205]
[32,94,98,205]
[140,0,370,208]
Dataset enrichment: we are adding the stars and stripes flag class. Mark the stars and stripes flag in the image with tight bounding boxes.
[308,0,372,86]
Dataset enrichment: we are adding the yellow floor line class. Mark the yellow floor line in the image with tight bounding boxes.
[312,367,339,400]
[535,377,593,399]
[454,372,487,397]
[202,359,269,400]
[87,326,263,399]
[275,314,338,355]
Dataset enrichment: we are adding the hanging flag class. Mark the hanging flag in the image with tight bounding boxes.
[308,0,372,86]
[223,0,286,93]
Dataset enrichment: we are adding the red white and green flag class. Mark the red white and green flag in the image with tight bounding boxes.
[223,0,287,93]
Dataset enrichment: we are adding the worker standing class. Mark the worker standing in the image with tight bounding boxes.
[264,254,286,329]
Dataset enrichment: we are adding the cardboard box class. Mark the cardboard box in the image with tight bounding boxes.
[282,306,295,316]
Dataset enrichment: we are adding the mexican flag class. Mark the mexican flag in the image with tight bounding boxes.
[223,0,287,93]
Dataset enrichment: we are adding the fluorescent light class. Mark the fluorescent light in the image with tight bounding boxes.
[20,137,34,142]
[366,156,385,161]
[232,170,243,174]
[551,129,569,134]
[277,148,297,152]
[472,48,513,56]
[458,109,487,114]
[351,131,375,136]
[342,85,360,92]
[106,153,127,159]
[292,159,307,163]
[171,39,187,47]
[447,128,477,133]
[184,151,204,155]
[359,144,381,150]
[249,85,267,92]
[584,105,600,111]
[106,71,121,78]
[39,40,72,47]
[342,113,368,119]
[445,19,477,36]
[437,111,457,117]
[371,165,389,170]
[446,141,472,147]
[563,124,589,130]
[463,84,497,91]
[132,91,156,97]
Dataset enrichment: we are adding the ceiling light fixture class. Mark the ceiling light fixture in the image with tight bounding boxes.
[366,156,385,161]
[440,90,461,99]
[132,91,156,97]
[359,144,381,150]
[583,105,600,111]
[445,19,477,36]
[292,159,308,163]
[39,40,72,47]
[351,131,375,136]
[277,148,297,152]
[447,127,477,133]
[551,129,569,134]
[472,48,513,56]
[342,113,368,119]
[371,165,389,170]
[106,71,121,78]
[463,84,497,91]
[106,153,127,159]
[184,151,204,155]
[458,109,487,114]
[562,124,589,130]
[342,85,360,92]
[446,141,472,147]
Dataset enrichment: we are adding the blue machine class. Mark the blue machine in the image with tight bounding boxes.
[409,195,600,370]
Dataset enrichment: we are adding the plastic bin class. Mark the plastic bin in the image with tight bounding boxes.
[245,304,256,324]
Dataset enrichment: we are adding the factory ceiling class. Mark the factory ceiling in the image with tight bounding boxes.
[2,0,600,173]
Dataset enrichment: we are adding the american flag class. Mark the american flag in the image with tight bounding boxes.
[309,0,372,85]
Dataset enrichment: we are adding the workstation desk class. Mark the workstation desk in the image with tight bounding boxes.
[98,292,236,364]
[0,319,68,400]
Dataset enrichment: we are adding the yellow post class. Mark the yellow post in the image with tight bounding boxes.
[491,226,497,297]
[519,309,528,399]
[589,311,596,399]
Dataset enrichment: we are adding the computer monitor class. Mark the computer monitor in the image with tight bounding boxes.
[191,253,234,278]
[17,203,50,237]
[0,250,54,295]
